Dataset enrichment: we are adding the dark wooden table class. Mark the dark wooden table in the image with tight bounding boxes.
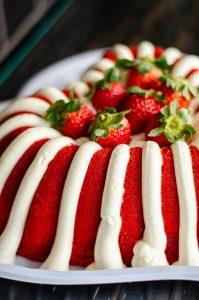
[0,0,199,298]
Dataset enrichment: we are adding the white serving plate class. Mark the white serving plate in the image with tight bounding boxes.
[18,48,104,97]
[1,51,199,284]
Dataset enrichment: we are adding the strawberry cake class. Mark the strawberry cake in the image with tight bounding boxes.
[0,41,199,271]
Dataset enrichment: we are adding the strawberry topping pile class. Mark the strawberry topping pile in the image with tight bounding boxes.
[45,45,198,148]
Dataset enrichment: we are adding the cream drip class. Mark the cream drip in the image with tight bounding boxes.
[67,81,90,99]
[34,87,69,103]
[94,58,115,71]
[132,141,168,267]
[187,71,199,87]
[0,127,60,195]
[113,43,134,60]
[0,136,74,264]
[163,47,182,65]
[0,114,49,141]
[81,70,104,83]
[41,141,101,271]
[0,97,50,123]
[171,142,199,266]
[137,41,155,58]
[92,144,130,269]
[172,55,199,78]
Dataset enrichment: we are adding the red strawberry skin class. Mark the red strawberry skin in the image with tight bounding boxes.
[0,139,49,234]
[127,67,162,90]
[154,47,164,58]
[121,94,162,134]
[160,85,191,109]
[161,147,179,263]
[96,118,131,148]
[92,82,126,111]
[0,126,31,157]
[103,49,117,62]
[145,114,171,147]
[62,105,95,139]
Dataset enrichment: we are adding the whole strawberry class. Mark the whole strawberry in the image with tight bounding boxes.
[89,107,131,148]
[116,56,170,90]
[121,86,164,134]
[159,73,198,109]
[45,98,95,139]
[146,100,196,147]
[91,68,126,110]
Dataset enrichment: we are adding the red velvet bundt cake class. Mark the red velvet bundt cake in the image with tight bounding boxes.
[0,41,199,271]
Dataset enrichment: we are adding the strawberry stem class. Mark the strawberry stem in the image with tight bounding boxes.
[148,100,196,143]
[45,99,81,130]
[89,107,130,141]
[159,73,198,99]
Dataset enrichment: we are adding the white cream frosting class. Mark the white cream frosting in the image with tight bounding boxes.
[0,127,60,195]
[94,58,115,71]
[34,87,69,103]
[75,136,89,146]
[171,142,199,266]
[67,81,90,99]
[0,97,50,123]
[93,144,130,269]
[130,132,146,143]
[187,71,199,87]
[132,141,168,267]
[81,70,104,83]
[0,114,49,141]
[113,43,134,60]
[137,41,155,58]
[129,140,145,148]
[163,47,182,65]
[41,141,101,271]
[172,55,199,78]
[0,136,74,264]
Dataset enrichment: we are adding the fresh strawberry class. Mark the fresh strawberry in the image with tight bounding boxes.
[116,56,171,90]
[91,68,126,110]
[159,73,198,109]
[154,46,164,58]
[127,67,162,90]
[129,46,137,58]
[45,98,95,139]
[146,100,196,146]
[62,88,79,99]
[89,107,131,148]
[103,49,117,62]
[121,86,164,134]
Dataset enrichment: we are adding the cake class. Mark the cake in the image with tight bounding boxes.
[0,41,199,271]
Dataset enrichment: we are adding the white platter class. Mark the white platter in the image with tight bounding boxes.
[1,51,199,284]
[18,48,104,97]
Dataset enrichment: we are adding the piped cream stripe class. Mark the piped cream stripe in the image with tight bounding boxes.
[92,144,130,269]
[0,98,50,123]
[132,141,168,267]
[137,41,155,58]
[113,44,134,60]
[81,70,104,83]
[0,136,75,264]
[163,47,182,65]
[94,58,115,71]
[67,81,90,99]
[0,114,50,141]
[41,141,101,271]
[188,71,199,87]
[34,87,69,103]
[171,55,199,78]
[171,141,199,266]
[0,127,60,194]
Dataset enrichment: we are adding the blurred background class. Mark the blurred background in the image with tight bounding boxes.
[0,0,199,100]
